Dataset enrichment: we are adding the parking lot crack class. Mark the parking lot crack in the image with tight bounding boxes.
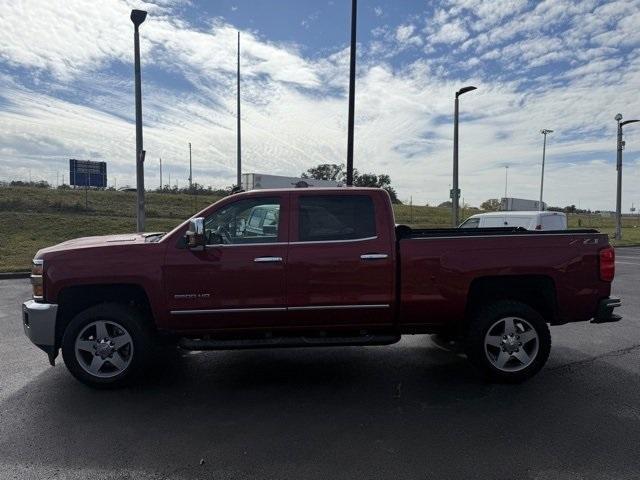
[547,343,640,374]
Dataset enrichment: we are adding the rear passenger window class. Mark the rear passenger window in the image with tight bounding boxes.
[299,195,376,242]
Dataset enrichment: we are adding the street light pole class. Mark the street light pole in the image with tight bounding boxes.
[615,114,640,240]
[346,0,357,186]
[504,165,509,199]
[237,31,242,189]
[452,85,477,227]
[188,142,192,190]
[539,129,553,211]
[131,9,147,232]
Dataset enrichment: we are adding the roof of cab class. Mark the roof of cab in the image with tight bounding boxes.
[234,186,384,195]
[468,211,566,218]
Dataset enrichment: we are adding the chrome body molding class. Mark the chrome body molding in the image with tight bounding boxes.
[289,236,378,245]
[287,304,390,311]
[171,307,287,315]
[170,304,390,315]
[203,236,379,248]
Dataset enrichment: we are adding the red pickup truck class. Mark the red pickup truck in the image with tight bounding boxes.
[23,187,621,387]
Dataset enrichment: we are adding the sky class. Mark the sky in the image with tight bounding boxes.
[0,0,639,210]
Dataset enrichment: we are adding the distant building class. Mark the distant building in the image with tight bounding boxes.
[500,197,546,211]
[242,173,343,191]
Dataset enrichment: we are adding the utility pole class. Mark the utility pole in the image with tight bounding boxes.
[539,129,553,211]
[236,31,242,189]
[452,86,477,227]
[346,0,357,186]
[615,114,639,240]
[159,157,162,190]
[188,142,192,190]
[131,9,147,232]
[504,165,509,199]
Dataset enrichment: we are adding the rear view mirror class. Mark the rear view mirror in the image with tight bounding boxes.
[186,217,205,250]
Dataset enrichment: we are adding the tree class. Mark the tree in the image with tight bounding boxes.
[481,198,501,211]
[438,201,452,208]
[301,163,401,204]
[301,164,344,181]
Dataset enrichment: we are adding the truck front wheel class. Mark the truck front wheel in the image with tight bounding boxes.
[465,300,551,383]
[61,303,153,388]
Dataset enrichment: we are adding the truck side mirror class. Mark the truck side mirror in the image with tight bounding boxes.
[186,217,205,251]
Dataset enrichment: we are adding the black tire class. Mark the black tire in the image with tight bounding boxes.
[61,303,153,389]
[465,300,551,383]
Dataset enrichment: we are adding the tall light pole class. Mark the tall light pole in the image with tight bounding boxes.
[539,129,553,211]
[452,85,477,227]
[236,32,242,189]
[159,157,162,190]
[188,142,192,190]
[615,113,639,240]
[131,9,147,232]
[504,165,509,199]
[345,0,357,186]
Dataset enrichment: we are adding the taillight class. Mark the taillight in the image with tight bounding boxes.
[599,246,615,282]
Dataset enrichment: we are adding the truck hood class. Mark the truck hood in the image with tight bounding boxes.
[35,233,163,257]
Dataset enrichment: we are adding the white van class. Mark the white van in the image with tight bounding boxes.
[459,211,567,230]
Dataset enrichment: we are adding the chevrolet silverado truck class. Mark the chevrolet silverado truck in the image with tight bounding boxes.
[22,187,621,388]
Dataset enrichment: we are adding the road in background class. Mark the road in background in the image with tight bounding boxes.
[0,249,639,479]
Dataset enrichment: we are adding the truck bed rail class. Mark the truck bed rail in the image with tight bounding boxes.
[396,225,600,240]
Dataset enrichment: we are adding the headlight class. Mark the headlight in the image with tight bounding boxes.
[31,259,44,301]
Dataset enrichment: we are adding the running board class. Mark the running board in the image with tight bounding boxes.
[178,333,401,351]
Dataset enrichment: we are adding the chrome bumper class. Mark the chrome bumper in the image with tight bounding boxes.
[22,300,58,365]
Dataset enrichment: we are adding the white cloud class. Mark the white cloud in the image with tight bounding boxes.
[395,24,423,46]
[429,21,469,44]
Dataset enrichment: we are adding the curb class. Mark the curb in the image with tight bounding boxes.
[0,272,30,279]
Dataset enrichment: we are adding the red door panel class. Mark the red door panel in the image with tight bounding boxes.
[286,191,395,327]
[163,193,289,332]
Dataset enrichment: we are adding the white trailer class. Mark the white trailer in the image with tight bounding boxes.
[500,197,546,211]
[242,173,343,191]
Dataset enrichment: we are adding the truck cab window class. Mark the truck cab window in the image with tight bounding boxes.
[205,198,280,244]
[298,195,376,242]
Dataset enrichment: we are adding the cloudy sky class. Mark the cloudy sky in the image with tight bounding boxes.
[0,0,639,210]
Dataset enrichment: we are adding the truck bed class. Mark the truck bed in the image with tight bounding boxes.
[396,226,611,329]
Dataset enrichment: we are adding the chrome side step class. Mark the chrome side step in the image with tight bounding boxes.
[178,333,401,351]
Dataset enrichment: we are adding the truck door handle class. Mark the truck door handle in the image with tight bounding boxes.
[360,253,389,260]
[254,256,283,263]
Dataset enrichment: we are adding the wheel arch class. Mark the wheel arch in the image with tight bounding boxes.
[55,283,154,348]
[465,275,558,325]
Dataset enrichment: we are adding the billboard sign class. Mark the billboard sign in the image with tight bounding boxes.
[70,159,107,188]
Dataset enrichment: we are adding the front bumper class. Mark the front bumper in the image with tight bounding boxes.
[22,300,58,365]
[591,298,622,324]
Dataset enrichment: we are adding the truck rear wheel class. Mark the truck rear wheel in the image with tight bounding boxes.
[465,300,551,383]
[61,303,153,388]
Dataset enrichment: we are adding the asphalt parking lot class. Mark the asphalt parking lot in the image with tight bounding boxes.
[0,248,639,480]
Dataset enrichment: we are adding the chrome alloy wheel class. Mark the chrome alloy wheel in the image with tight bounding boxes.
[74,320,134,378]
[484,317,539,372]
